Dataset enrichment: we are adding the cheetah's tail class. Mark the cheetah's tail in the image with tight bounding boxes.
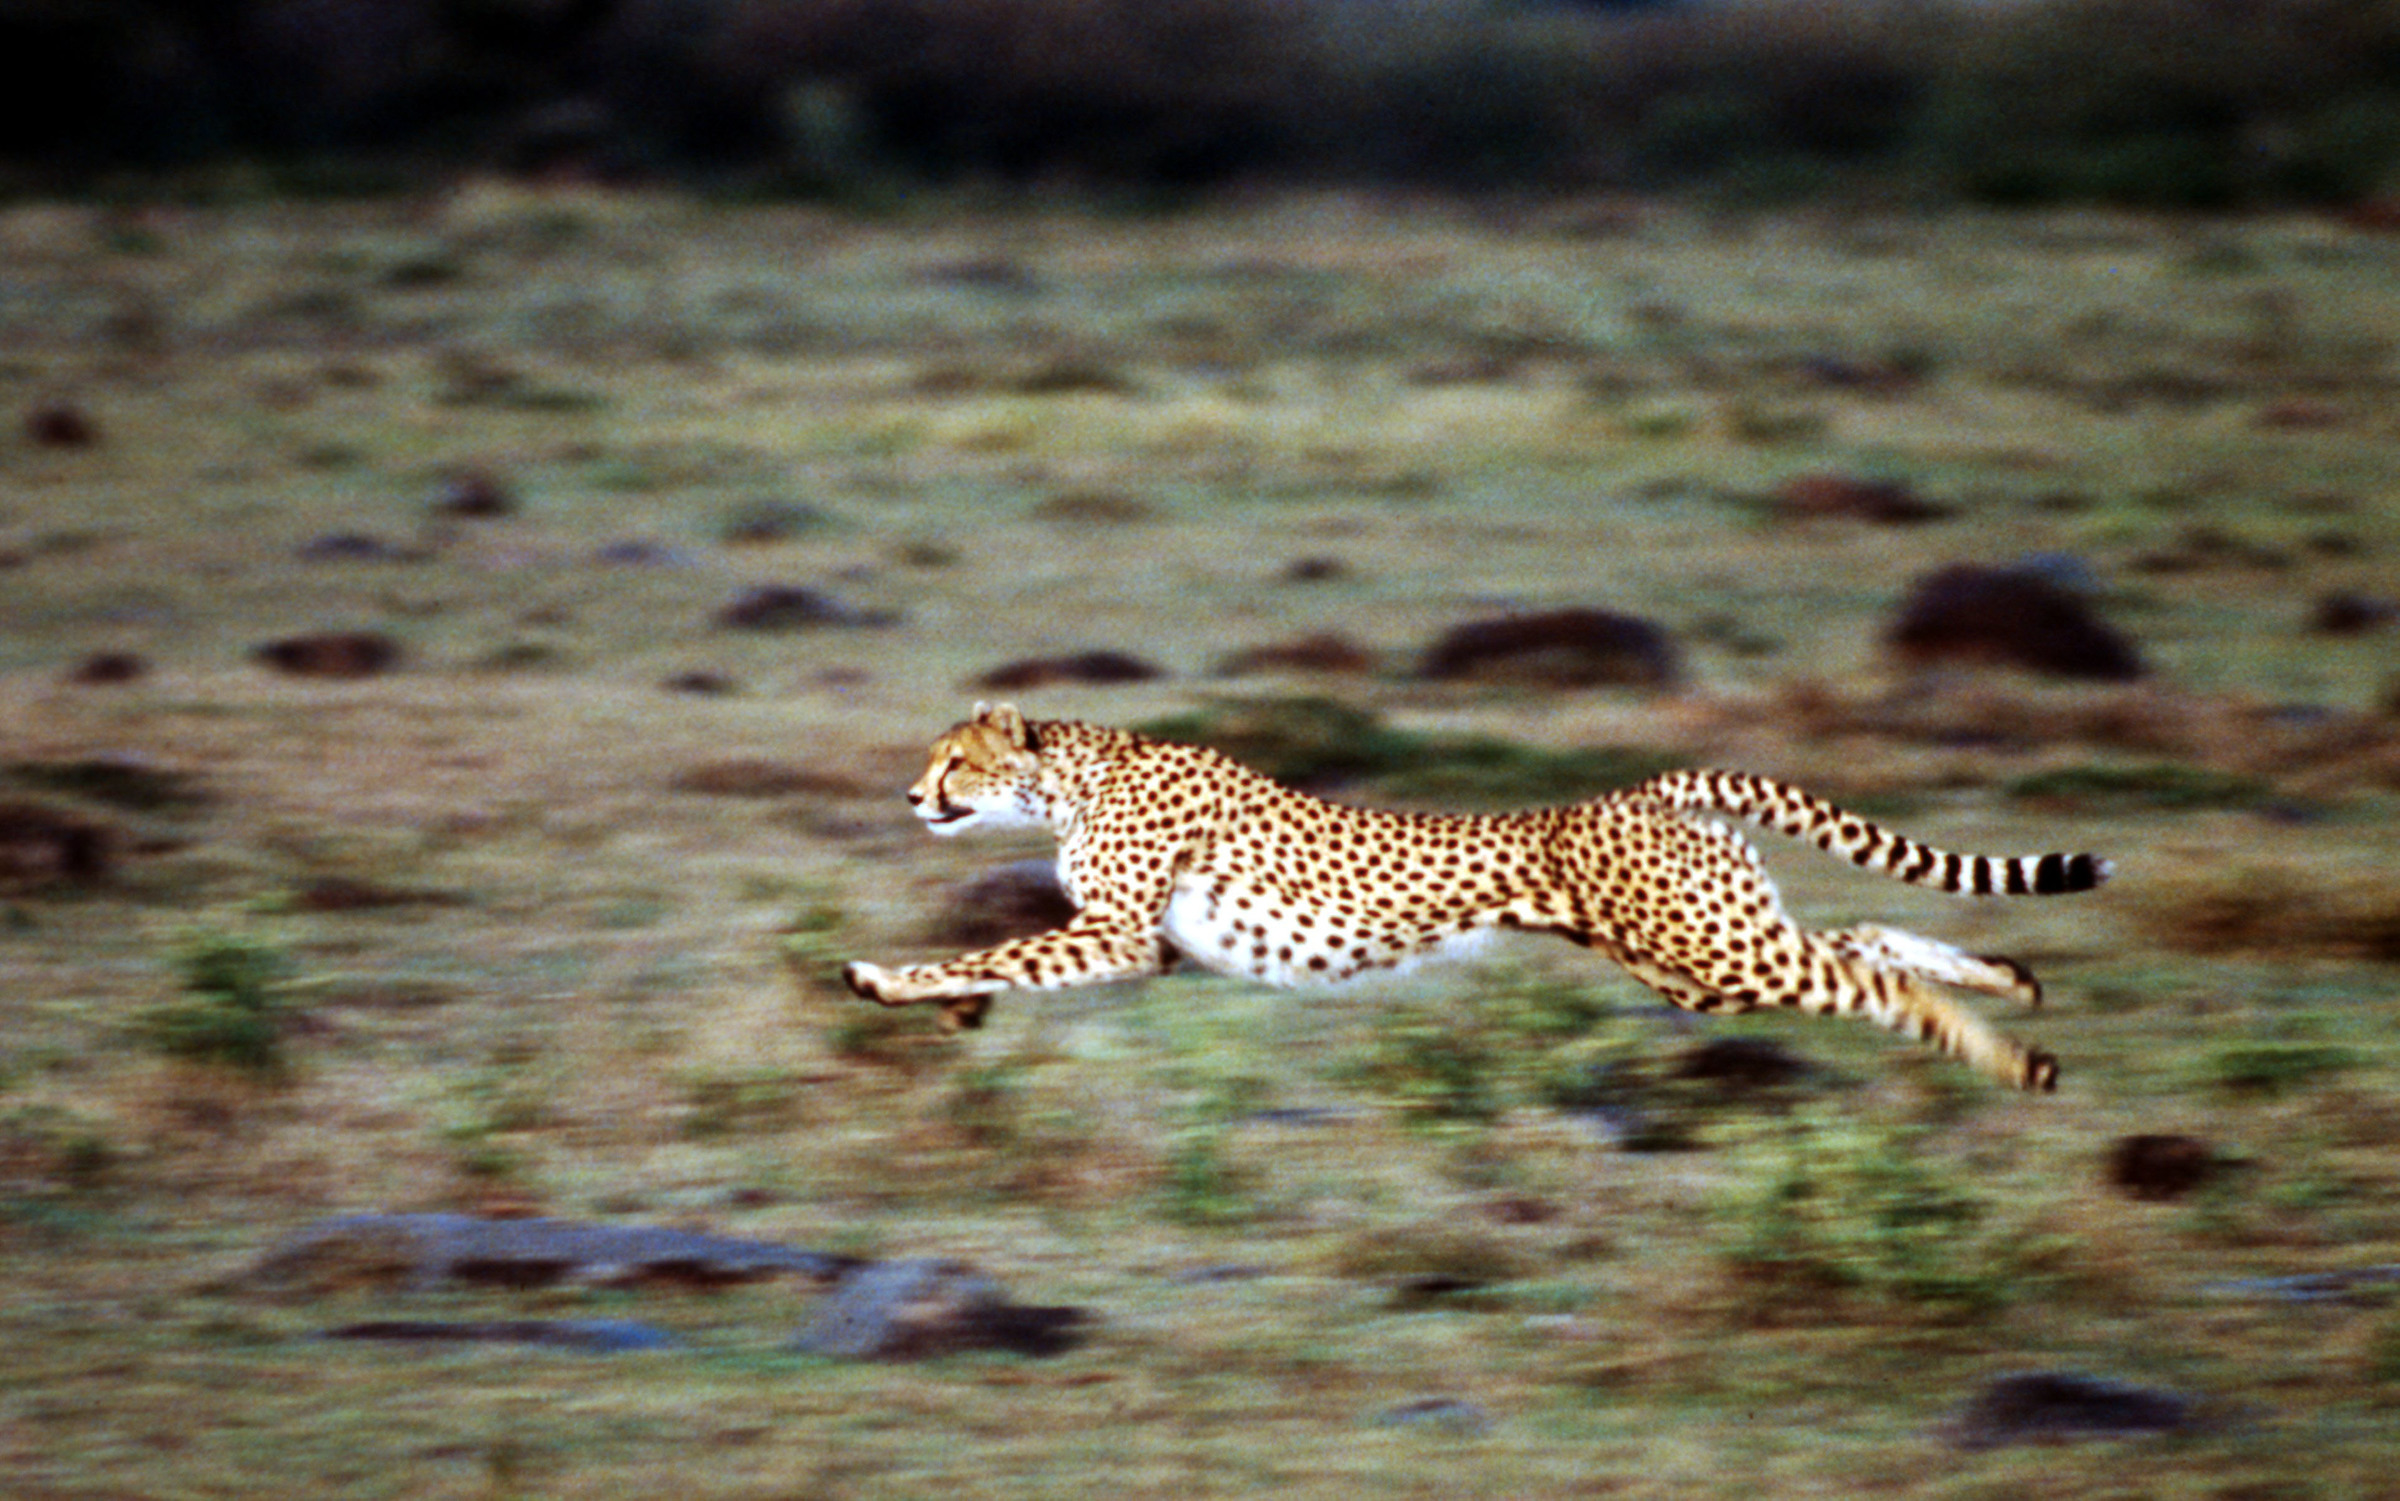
[1636,768,2112,897]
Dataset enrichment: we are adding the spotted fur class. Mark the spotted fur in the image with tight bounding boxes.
[842,704,2113,1090]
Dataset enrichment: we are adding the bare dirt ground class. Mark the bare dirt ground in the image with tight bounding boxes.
[2,189,2397,1498]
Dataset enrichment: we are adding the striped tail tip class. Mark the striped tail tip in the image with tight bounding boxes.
[2033,852,2111,895]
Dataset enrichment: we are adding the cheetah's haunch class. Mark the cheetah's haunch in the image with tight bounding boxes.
[841,703,2112,1090]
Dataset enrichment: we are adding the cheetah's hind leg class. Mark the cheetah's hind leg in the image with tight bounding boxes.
[1800,933,2059,1092]
[1820,923,2045,1007]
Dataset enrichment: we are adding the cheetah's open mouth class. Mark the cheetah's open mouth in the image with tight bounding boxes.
[921,804,973,827]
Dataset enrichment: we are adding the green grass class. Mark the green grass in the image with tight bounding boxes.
[0,193,2396,1498]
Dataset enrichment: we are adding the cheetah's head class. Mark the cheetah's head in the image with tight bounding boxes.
[906,701,1048,836]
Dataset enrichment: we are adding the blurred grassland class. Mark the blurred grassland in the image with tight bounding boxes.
[1,190,2398,1498]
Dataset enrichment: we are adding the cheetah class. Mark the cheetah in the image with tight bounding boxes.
[842,703,2112,1090]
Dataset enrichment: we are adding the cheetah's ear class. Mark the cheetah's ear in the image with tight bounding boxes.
[975,701,1032,748]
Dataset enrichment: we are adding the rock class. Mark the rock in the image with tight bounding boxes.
[973,651,1162,690]
[2105,1134,2220,1201]
[1790,354,1924,395]
[791,1258,1086,1361]
[4,753,206,811]
[1675,1036,1816,1094]
[2310,592,2398,636]
[254,632,403,679]
[661,670,739,696]
[715,586,898,631]
[243,1213,859,1293]
[1373,1398,1495,1437]
[1417,609,1678,690]
[595,539,701,568]
[2211,1266,2400,1304]
[295,533,407,563]
[65,652,147,686]
[25,402,97,448]
[1775,472,1947,524]
[2254,397,2343,430]
[1031,490,1153,524]
[1213,633,1377,676]
[670,759,869,799]
[0,802,113,890]
[1282,555,1349,583]
[432,469,515,518]
[325,1319,678,1354]
[931,860,1077,949]
[1944,1371,2196,1451]
[1887,565,2144,681]
[718,500,829,545]
[1010,359,1138,397]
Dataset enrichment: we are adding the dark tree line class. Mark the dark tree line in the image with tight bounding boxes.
[7,0,2400,206]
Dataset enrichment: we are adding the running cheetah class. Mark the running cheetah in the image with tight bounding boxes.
[842,704,2111,1090]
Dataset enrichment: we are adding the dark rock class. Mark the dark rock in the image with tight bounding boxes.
[792,1258,1086,1361]
[715,586,897,631]
[433,469,515,518]
[2254,397,2343,430]
[1417,609,1679,690]
[2310,592,2398,636]
[1944,1371,2196,1451]
[325,1319,678,1354]
[244,1213,859,1294]
[2106,1134,2220,1201]
[1214,633,1377,676]
[718,500,829,545]
[254,632,402,679]
[1481,1193,1559,1226]
[974,651,1162,690]
[931,860,1077,949]
[1282,555,1349,583]
[1887,565,2144,681]
[1675,1036,1815,1094]
[1776,473,1947,524]
[4,754,205,812]
[662,670,739,696]
[25,402,97,448]
[1032,490,1153,524]
[0,802,113,889]
[1244,1106,1354,1128]
[1168,1263,1269,1283]
[670,760,870,798]
[296,533,407,563]
[594,539,701,568]
[1010,359,1138,397]
[2211,1266,2400,1304]
[1790,354,1924,395]
[1373,1398,1495,1436]
[65,652,148,686]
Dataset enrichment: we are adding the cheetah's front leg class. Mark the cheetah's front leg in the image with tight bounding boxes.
[841,914,1174,1030]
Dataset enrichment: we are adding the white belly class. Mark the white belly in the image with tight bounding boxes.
[1158,875,1490,988]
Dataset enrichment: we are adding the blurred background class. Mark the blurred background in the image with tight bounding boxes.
[7,3,2400,1497]
[9,0,2400,209]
